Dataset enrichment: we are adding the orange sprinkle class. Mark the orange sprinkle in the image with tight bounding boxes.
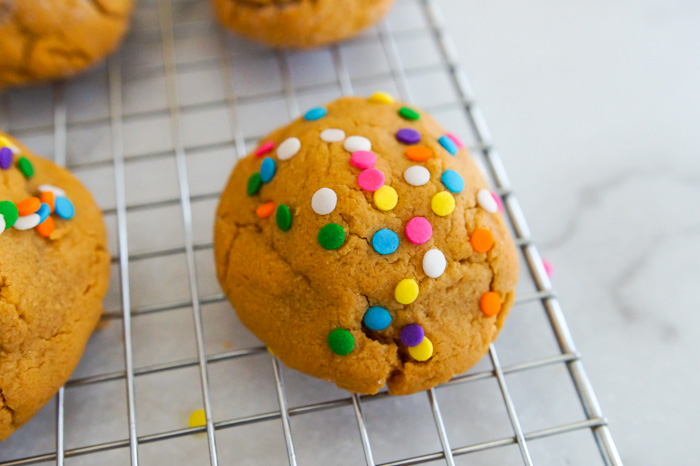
[480,291,502,317]
[16,197,41,216]
[41,191,55,212]
[470,228,494,253]
[256,201,275,218]
[405,145,433,162]
[36,217,55,238]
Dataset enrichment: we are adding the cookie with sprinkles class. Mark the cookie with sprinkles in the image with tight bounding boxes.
[214,96,518,396]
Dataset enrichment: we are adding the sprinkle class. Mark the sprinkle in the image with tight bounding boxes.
[36,216,54,238]
[446,132,464,149]
[260,157,276,183]
[267,346,277,357]
[403,166,430,186]
[477,189,498,213]
[423,249,447,278]
[40,191,55,212]
[0,215,4,235]
[256,201,275,218]
[438,135,458,155]
[0,135,18,153]
[431,191,455,216]
[254,141,275,157]
[350,151,376,169]
[395,278,419,305]
[405,217,432,245]
[36,203,50,223]
[17,156,33,178]
[372,228,399,255]
[276,205,292,231]
[398,107,420,120]
[408,337,433,361]
[344,136,372,152]
[364,306,392,331]
[247,173,262,195]
[311,188,337,215]
[373,185,398,211]
[277,137,301,160]
[318,223,345,250]
[357,168,385,192]
[16,197,41,216]
[304,106,327,121]
[0,201,18,229]
[441,170,464,194]
[320,128,345,142]
[492,192,504,213]
[368,92,395,104]
[38,184,66,198]
[470,228,494,253]
[328,329,354,355]
[188,409,206,428]
[480,292,502,317]
[54,197,75,220]
[405,145,432,162]
[400,324,424,347]
[13,213,40,230]
[543,259,554,277]
[0,147,12,170]
[396,128,421,145]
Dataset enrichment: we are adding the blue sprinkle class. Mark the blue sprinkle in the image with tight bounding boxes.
[441,169,464,193]
[304,106,327,121]
[54,197,75,220]
[260,157,276,183]
[37,203,51,223]
[372,229,399,255]
[364,306,392,331]
[438,135,458,156]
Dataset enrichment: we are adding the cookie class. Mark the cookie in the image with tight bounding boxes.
[214,96,519,395]
[0,0,135,88]
[211,0,395,48]
[0,134,110,441]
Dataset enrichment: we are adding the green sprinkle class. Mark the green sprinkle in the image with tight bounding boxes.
[398,107,420,121]
[328,329,354,355]
[247,173,262,196]
[318,223,345,250]
[276,204,292,231]
[0,201,18,229]
[17,156,33,179]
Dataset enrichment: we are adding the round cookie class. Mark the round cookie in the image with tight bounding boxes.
[211,0,395,48]
[0,134,110,441]
[214,96,519,395]
[0,0,135,88]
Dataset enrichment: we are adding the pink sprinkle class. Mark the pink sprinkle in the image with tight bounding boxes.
[446,132,464,149]
[255,141,275,157]
[491,192,504,213]
[358,168,385,191]
[543,259,554,277]
[405,217,432,245]
[350,151,377,169]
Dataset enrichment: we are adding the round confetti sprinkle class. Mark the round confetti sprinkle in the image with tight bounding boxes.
[328,329,354,355]
[16,197,40,216]
[399,107,420,121]
[480,292,502,317]
[276,205,292,231]
[320,128,346,142]
[260,157,276,183]
[350,150,376,169]
[41,191,55,212]
[255,141,275,157]
[36,216,54,238]
[364,306,392,331]
[277,137,301,160]
[38,184,66,198]
[441,170,464,193]
[409,337,433,361]
[368,92,395,104]
[405,217,432,245]
[318,223,345,250]
[477,189,498,213]
[373,186,398,211]
[438,135,458,156]
[396,128,421,145]
[400,324,424,347]
[256,201,275,218]
[446,132,464,149]
[372,229,399,255]
[492,192,504,213]
[0,136,18,153]
[405,145,432,162]
[311,188,337,215]
[247,173,262,195]
[357,168,385,192]
[17,156,33,178]
[54,197,75,220]
[13,213,40,231]
[395,278,419,305]
[431,191,455,217]
[470,228,494,253]
[0,201,18,229]
[543,259,554,277]
[37,203,50,223]
[403,166,430,186]
[304,106,327,121]
[189,409,206,428]
[344,136,372,152]
[0,215,4,235]
[0,147,12,170]
[423,249,447,278]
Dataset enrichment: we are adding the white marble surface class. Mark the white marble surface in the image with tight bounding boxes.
[439,0,700,464]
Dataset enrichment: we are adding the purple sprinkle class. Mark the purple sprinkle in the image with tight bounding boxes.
[0,147,12,170]
[396,128,421,145]
[400,324,425,347]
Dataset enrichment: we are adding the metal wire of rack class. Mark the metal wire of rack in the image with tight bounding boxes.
[0,0,622,465]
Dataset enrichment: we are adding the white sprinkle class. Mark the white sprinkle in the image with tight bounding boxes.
[477,189,498,213]
[13,214,41,231]
[311,188,337,215]
[320,129,345,143]
[344,136,371,152]
[0,214,5,236]
[277,137,301,160]
[38,184,66,198]
[423,249,447,278]
[403,166,430,186]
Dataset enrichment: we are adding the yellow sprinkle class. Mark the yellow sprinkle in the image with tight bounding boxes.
[0,134,18,152]
[408,337,433,361]
[267,346,276,357]
[368,92,395,104]
[373,185,398,211]
[431,191,455,217]
[188,409,206,428]
[395,279,419,305]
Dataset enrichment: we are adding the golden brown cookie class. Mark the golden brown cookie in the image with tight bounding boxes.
[0,0,134,88]
[211,0,395,48]
[214,95,519,395]
[0,134,110,441]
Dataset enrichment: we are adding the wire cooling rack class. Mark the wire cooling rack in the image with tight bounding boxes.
[0,0,622,464]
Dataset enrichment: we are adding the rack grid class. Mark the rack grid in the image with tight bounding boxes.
[0,0,622,465]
